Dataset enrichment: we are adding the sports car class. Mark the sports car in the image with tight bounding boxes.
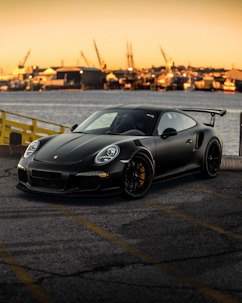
[17,105,226,198]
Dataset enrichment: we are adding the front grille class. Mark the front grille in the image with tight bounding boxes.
[32,170,61,180]
[18,169,28,183]
[31,177,65,190]
[75,176,100,190]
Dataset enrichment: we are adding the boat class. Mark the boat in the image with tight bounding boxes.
[223,78,236,92]
[183,75,194,91]
[194,76,221,91]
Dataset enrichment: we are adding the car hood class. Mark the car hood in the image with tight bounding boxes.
[34,133,138,164]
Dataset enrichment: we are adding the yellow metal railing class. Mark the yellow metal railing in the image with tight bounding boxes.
[0,109,70,146]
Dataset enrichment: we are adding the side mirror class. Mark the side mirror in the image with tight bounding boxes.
[161,128,177,139]
[70,124,78,132]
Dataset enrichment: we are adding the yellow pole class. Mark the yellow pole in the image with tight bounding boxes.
[60,126,65,134]
[240,112,242,156]
[31,119,37,142]
[0,111,6,145]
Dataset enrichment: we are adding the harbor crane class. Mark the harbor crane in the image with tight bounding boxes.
[159,45,168,64]
[159,45,173,71]
[80,51,95,67]
[93,39,106,70]
[126,41,130,69]
[18,49,31,68]
[126,41,135,70]
[80,51,90,67]
[130,44,134,69]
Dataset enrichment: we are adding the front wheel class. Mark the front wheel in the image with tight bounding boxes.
[195,138,222,178]
[123,153,154,199]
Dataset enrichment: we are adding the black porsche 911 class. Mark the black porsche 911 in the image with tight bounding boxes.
[17,105,226,198]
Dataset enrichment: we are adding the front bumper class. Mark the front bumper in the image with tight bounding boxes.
[17,155,126,198]
[16,183,123,198]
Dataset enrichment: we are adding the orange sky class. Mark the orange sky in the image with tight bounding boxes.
[0,0,242,73]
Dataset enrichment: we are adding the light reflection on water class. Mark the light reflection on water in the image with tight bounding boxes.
[0,90,241,155]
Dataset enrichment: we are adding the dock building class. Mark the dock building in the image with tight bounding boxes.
[36,66,104,90]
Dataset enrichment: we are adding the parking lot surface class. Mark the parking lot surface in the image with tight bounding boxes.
[0,157,242,303]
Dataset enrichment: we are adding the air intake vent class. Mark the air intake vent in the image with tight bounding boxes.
[31,177,65,190]
[134,140,142,146]
[75,176,100,190]
[18,169,28,183]
[31,170,64,190]
[195,132,204,149]
[32,170,61,179]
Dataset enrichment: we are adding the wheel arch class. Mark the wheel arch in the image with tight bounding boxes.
[201,136,222,163]
[123,149,155,199]
[194,127,223,168]
[133,148,155,171]
[201,136,222,175]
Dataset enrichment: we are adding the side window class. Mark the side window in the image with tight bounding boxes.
[180,114,196,130]
[157,112,183,135]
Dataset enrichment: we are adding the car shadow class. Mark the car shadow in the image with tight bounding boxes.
[148,175,194,193]
[17,174,214,207]
[17,190,132,207]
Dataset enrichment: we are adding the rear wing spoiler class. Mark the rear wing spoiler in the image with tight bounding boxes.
[180,108,226,127]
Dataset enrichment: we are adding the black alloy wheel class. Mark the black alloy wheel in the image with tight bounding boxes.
[124,153,154,198]
[197,138,222,178]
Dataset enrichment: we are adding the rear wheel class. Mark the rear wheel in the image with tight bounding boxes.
[123,153,154,198]
[195,138,222,178]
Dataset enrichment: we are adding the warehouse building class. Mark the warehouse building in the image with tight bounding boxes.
[225,68,242,81]
[56,67,103,89]
[225,68,242,92]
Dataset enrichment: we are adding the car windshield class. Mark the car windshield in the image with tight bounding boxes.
[74,109,158,136]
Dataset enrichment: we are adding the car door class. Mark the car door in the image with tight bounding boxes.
[154,111,193,176]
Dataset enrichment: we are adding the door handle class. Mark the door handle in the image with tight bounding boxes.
[186,139,192,145]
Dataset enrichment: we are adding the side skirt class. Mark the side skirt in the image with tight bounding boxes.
[153,168,201,185]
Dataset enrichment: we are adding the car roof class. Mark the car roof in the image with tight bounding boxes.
[103,104,175,113]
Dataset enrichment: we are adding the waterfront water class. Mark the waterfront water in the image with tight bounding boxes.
[0,90,241,155]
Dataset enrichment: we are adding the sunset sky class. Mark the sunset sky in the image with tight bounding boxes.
[0,0,242,73]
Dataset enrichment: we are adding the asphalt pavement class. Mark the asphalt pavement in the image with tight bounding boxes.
[0,156,242,303]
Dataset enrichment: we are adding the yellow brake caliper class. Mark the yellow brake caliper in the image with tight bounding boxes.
[139,163,145,187]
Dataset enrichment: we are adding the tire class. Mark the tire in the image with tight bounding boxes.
[194,138,222,178]
[123,153,154,199]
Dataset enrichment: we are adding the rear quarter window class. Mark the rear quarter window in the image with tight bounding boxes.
[180,114,196,130]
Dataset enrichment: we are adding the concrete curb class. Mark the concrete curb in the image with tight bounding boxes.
[0,145,241,171]
[220,155,242,170]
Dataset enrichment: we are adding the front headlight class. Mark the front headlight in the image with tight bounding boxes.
[24,140,40,159]
[95,145,120,165]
